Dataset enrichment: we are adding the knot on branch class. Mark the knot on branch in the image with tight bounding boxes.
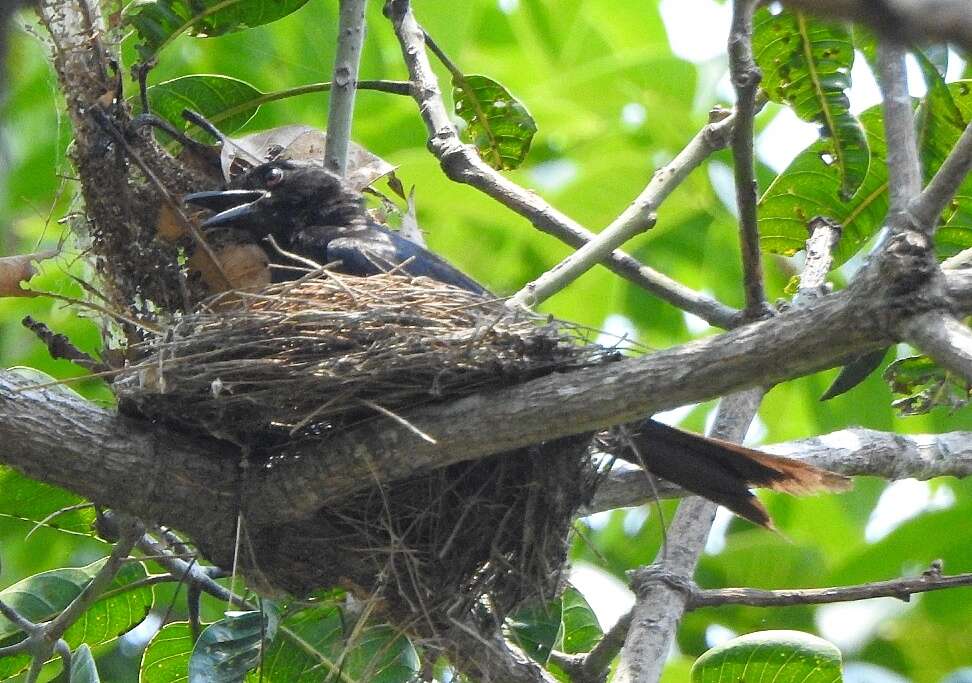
[629,565,697,599]
[877,226,947,317]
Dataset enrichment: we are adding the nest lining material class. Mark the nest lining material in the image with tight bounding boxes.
[115,271,615,441]
[113,271,616,629]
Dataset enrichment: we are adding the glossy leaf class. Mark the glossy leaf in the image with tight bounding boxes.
[883,355,971,415]
[454,74,537,170]
[248,603,418,682]
[0,560,152,679]
[559,587,602,654]
[759,106,887,264]
[146,75,262,137]
[507,599,562,665]
[124,0,312,62]
[69,644,100,683]
[754,7,868,198]
[691,630,843,682]
[189,607,279,683]
[141,622,194,683]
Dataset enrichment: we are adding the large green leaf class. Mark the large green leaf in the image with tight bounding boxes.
[247,603,418,683]
[0,466,97,538]
[454,74,537,170]
[124,0,313,62]
[753,7,868,199]
[189,607,279,683]
[507,599,562,665]
[921,80,972,256]
[0,559,152,679]
[141,622,193,683]
[558,587,602,655]
[146,75,263,137]
[691,630,843,682]
[759,106,887,264]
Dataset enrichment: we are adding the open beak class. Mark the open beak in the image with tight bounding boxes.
[183,189,267,228]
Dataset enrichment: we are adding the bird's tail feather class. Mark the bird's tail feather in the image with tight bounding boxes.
[618,419,851,528]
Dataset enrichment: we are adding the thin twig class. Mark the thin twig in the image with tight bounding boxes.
[689,563,972,608]
[509,110,735,308]
[911,120,972,231]
[383,0,740,328]
[794,217,841,304]
[727,0,769,318]
[324,0,368,176]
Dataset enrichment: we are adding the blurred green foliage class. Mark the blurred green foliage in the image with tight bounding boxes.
[1,0,971,681]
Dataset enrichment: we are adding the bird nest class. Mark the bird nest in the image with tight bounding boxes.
[113,271,616,632]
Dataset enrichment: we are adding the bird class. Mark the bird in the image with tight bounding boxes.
[184,160,850,527]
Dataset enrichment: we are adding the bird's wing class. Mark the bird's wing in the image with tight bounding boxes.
[293,223,487,294]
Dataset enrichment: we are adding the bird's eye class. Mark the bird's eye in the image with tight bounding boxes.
[265,167,284,188]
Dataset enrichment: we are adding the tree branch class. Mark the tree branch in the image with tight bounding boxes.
[688,563,972,609]
[876,41,922,222]
[728,0,768,318]
[614,390,764,683]
[324,0,368,176]
[900,311,972,384]
[911,120,972,231]
[778,0,972,53]
[382,0,740,328]
[509,110,734,308]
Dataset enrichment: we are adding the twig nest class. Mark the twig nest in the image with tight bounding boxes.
[114,271,611,442]
[113,271,614,630]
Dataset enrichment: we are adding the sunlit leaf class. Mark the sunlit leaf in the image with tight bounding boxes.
[141,622,194,683]
[884,354,971,415]
[559,587,602,654]
[124,0,312,62]
[759,106,887,264]
[754,7,868,198]
[0,467,97,538]
[691,630,843,682]
[454,74,537,170]
[146,75,263,138]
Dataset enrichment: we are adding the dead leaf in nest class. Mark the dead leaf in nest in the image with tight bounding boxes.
[190,242,270,294]
[0,249,59,298]
[221,125,402,195]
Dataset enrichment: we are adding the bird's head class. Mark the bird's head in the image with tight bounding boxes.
[184,160,367,240]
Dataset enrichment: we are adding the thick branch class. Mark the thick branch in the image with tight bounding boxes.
[383,0,740,328]
[900,311,972,384]
[876,42,922,221]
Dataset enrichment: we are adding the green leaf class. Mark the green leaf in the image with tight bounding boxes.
[0,559,152,679]
[691,630,843,682]
[754,7,868,198]
[141,622,193,683]
[759,106,887,264]
[558,587,602,654]
[189,607,279,683]
[252,603,418,683]
[146,76,263,137]
[883,355,971,415]
[921,81,972,258]
[0,466,96,538]
[69,644,100,683]
[453,74,537,170]
[124,0,313,62]
[506,599,562,665]
[820,348,890,400]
